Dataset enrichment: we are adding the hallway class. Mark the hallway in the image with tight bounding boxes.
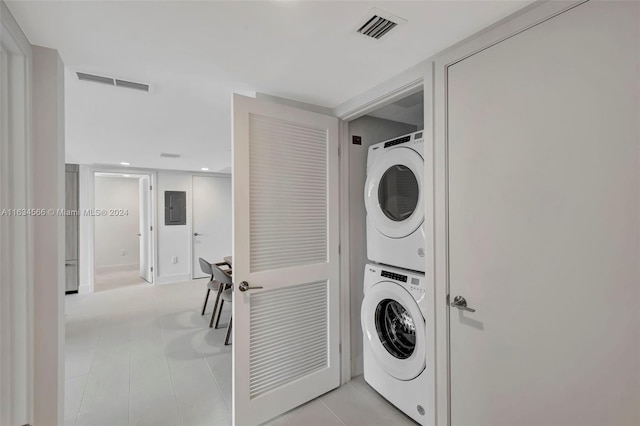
[65,280,232,425]
[64,280,416,426]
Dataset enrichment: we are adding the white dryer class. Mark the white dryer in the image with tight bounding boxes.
[365,131,425,272]
[361,263,433,425]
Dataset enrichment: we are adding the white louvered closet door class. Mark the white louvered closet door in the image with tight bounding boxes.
[232,94,341,426]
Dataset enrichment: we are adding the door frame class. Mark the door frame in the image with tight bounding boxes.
[80,166,157,292]
[334,73,430,388]
[431,1,587,425]
[0,3,33,424]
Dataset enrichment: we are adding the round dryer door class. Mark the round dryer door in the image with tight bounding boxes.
[364,147,424,239]
[361,281,426,381]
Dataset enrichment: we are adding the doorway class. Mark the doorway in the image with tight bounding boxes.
[345,87,425,377]
[93,172,154,292]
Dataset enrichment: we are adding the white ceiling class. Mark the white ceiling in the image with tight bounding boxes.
[7,1,529,173]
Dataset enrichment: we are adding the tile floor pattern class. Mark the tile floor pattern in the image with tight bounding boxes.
[65,280,417,426]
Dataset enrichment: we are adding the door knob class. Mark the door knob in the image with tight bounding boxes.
[137,233,142,237]
[193,232,199,236]
[238,281,264,292]
[451,295,476,312]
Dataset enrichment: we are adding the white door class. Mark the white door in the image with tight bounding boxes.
[138,175,152,283]
[447,2,640,425]
[192,175,232,278]
[232,94,341,425]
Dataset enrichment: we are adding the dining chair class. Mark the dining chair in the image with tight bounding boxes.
[209,263,233,345]
[215,286,233,345]
[199,258,232,326]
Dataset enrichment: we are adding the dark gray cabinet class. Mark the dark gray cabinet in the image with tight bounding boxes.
[164,190,186,225]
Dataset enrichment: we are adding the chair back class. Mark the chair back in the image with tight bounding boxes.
[199,257,213,276]
[211,264,233,286]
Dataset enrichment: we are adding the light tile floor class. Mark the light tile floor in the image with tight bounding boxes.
[65,279,417,426]
[94,267,148,292]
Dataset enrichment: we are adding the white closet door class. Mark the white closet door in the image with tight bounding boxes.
[447,2,640,425]
[191,175,231,279]
[232,94,340,426]
[138,175,152,283]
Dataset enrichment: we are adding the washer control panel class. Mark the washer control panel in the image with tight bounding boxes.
[367,264,426,299]
[409,281,425,297]
[381,270,407,282]
[378,267,425,298]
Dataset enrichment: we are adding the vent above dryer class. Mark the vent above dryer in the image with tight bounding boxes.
[357,8,406,40]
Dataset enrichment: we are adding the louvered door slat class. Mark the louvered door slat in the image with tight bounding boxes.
[249,280,328,398]
[249,114,327,273]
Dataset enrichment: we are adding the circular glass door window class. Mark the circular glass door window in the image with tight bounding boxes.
[375,298,416,359]
[378,164,419,222]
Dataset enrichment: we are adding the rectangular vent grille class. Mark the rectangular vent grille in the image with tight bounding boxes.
[115,79,149,92]
[249,280,328,398]
[77,72,114,85]
[357,15,398,39]
[77,72,149,92]
[249,114,328,273]
[160,153,181,158]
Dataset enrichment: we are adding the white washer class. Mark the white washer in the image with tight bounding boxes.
[365,131,425,272]
[361,263,433,425]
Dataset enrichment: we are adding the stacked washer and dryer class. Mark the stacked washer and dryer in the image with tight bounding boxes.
[361,130,433,425]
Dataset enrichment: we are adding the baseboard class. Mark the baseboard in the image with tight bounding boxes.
[155,273,191,285]
[95,263,138,273]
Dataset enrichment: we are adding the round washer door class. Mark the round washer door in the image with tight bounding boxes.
[364,147,424,238]
[361,281,426,381]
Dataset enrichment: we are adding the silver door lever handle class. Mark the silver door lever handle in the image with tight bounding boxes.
[238,281,263,292]
[451,295,476,312]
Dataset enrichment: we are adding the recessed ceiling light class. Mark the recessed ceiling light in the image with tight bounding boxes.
[123,174,130,177]
[120,162,130,166]
[201,167,209,171]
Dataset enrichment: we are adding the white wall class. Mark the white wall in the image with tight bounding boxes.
[348,115,418,376]
[155,170,193,283]
[78,168,229,289]
[32,45,65,426]
[94,176,140,269]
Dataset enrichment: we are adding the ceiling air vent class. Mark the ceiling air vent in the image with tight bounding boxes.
[115,79,149,92]
[77,72,114,86]
[160,153,181,159]
[357,8,406,40]
[77,72,150,92]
